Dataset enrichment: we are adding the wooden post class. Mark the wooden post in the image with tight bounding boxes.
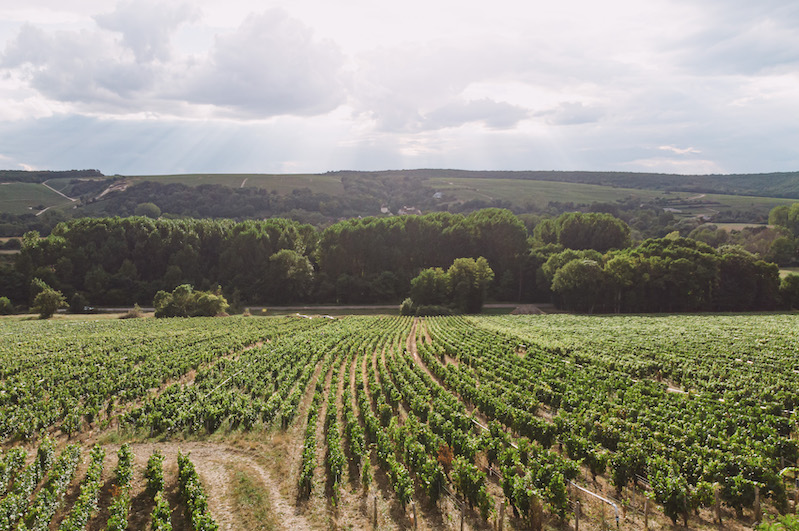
[715,484,722,524]
[460,502,465,531]
[532,495,542,531]
[643,499,649,530]
[373,495,378,528]
[499,499,505,531]
[793,478,799,514]
[575,501,580,531]
[412,501,417,530]
[755,485,762,524]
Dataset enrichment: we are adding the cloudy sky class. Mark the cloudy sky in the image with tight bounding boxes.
[0,0,797,175]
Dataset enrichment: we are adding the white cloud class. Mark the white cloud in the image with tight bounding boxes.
[0,0,797,174]
[659,145,702,155]
[94,0,199,63]
[624,157,725,175]
[1,23,157,109]
[1,7,347,118]
[178,9,347,116]
[537,102,604,126]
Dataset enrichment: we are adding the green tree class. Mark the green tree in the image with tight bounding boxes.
[0,296,14,315]
[780,274,799,309]
[29,277,50,305]
[32,287,67,318]
[551,259,607,313]
[134,202,161,218]
[69,292,89,314]
[769,205,790,228]
[447,257,494,313]
[268,249,314,303]
[555,212,631,252]
[153,284,228,317]
[410,267,449,306]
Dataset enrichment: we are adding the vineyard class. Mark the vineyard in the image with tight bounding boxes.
[1,314,799,530]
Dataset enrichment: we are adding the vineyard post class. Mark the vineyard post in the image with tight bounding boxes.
[643,498,649,530]
[373,495,378,528]
[795,477,799,514]
[498,498,505,531]
[600,498,605,530]
[460,501,465,531]
[412,500,417,530]
[574,501,580,531]
[714,484,722,524]
[754,485,761,524]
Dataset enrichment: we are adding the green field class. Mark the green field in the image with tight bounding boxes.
[119,172,798,219]
[0,313,796,529]
[427,176,796,217]
[714,222,772,231]
[0,182,73,214]
[126,172,346,195]
[428,176,669,206]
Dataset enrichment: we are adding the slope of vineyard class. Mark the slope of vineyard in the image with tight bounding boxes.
[0,314,798,530]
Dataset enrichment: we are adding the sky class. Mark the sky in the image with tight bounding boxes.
[0,0,797,175]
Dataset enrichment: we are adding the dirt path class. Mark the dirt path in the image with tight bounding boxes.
[406,318,447,394]
[108,441,316,531]
[42,179,77,201]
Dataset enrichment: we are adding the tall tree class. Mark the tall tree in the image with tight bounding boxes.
[447,257,495,313]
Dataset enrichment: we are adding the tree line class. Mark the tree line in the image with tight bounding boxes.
[1,207,798,313]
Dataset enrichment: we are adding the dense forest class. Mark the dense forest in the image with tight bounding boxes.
[2,207,799,313]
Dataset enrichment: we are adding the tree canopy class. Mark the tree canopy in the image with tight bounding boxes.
[403,257,494,314]
[153,284,229,318]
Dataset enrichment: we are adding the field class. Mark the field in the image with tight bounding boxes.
[0,183,73,215]
[3,171,798,223]
[125,173,346,196]
[426,177,796,219]
[1,314,798,530]
[125,173,796,219]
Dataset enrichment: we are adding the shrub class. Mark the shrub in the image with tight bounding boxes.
[0,296,14,315]
[154,285,229,318]
[32,287,66,319]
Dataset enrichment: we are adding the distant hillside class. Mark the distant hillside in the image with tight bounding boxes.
[0,169,104,183]
[330,169,799,198]
[2,168,799,236]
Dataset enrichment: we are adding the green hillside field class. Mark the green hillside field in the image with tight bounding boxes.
[126,172,346,195]
[122,172,798,219]
[0,182,74,215]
